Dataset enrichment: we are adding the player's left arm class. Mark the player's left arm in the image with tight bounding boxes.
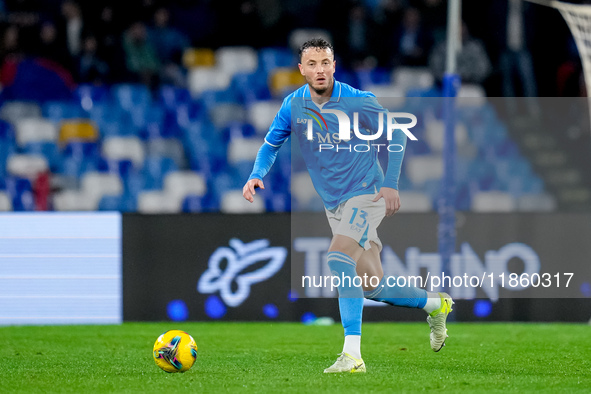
[378,124,407,216]
[361,95,407,216]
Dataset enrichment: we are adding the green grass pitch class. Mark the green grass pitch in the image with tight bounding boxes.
[0,322,589,393]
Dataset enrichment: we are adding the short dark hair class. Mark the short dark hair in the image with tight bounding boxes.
[298,38,334,61]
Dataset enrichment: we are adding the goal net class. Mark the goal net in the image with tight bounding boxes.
[527,0,591,97]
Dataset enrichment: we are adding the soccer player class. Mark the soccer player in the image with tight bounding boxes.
[242,38,453,373]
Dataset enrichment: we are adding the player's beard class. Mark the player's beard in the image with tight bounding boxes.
[309,78,333,96]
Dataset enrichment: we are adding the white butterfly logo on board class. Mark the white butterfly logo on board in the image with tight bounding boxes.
[197,238,287,307]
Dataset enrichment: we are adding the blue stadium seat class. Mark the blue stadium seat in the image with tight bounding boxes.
[356,68,391,88]
[23,141,61,172]
[170,100,205,130]
[157,85,192,109]
[4,177,35,211]
[59,141,99,178]
[0,120,16,178]
[74,84,110,111]
[265,192,290,212]
[112,84,152,110]
[405,138,431,156]
[221,121,256,144]
[182,193,219,212]
[89,102,130,137]
[127,104,164,131]
[142,156,179,190]
[259,47,295,73]
[231,72,271,104]
[98,194,137,212]
[42,101,85,123]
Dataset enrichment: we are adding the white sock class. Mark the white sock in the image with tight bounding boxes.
[423,292,442,315]
[342,335,361,359]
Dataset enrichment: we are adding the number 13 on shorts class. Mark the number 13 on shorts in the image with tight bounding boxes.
[349,207,369,232]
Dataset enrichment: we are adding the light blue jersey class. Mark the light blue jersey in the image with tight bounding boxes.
[249,80,407,210]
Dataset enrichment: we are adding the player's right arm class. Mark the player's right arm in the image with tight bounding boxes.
[242,96,292,203]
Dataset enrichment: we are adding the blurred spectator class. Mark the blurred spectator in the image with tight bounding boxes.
[499,0,539,116]
[37,20,72,71]
[391,7,432,67]
[59,0,84,60]
[374,0,405,66]
[149,7,189,87]
[0,24,21,62]
[429,22,492,86]
[123,21,160,88]
[345,4,374,68]
[413,0,446,44]
[90,5,125,82]
[78,35,109,84]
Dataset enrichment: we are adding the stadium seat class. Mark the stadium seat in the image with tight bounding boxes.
[112,84,152,111]
[0,101,42,124]
[6,154,49,179]
[15,118,58,146]
[23,141,61,172]
[102,136,145,168]
[362,85,405,103]
[145,138,186,168]
[471,191,517,212]
[517,193,557,212]
[291,171,324,212]
[97,194,136,212]
[220,189,265,213]
[59,141,99,177]
[247,100,282,134]
[59,121,99,143]
[406,155,443,185]
[227,136,261,163]
[216,46,258,76]
[163,171,207,208]
[0,191,12,211]
[137,190,180,213]
[457,84,487,108]
[182,48,215,68]
[80,172,124,207]
[231,72,271,104]
[391,67,434,92]
[127,104,165,132]
[188,67,231,96]
[0,125,16,178]
[42,101,85,123]
[424,120,469,153]
[74,84,110,111]
[157,85,192,109]
[356,68,391,90]
[142,156,179,190]
[398,191,433,212]
[4,177,35,211]
[259,47,295,73]
[52,189,96,211]
[209,103,246,129]
[269,68,305,97]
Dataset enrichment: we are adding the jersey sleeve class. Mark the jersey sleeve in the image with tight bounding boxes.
[359,92,388,135]
[264,96,292,147]
[248,96,292,180]
[383,130,407,190]
[359,92,407,190]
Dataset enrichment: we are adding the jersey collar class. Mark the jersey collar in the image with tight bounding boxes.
[302,79,342,103]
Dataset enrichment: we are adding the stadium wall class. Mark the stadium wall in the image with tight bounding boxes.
[1,212,589,326]
[123,213,591,323]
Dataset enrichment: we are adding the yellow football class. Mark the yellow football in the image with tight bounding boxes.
[153,330,198,373]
